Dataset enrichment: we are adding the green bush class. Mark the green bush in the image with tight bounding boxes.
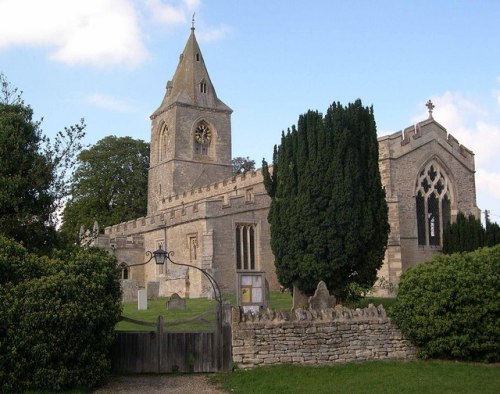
[391,245,500,362]
[0,237,122,392]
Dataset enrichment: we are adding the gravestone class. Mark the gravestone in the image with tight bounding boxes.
[167,292,186,310]
[292,283,309,310]
[121,279,139,302]
[147,281,160,300]
[308,281,336,311]
[138,288,147,310]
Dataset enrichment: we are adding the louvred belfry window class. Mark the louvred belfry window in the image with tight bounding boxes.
[415,162,452,246]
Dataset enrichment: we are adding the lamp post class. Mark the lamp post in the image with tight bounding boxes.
[128,246,223,311]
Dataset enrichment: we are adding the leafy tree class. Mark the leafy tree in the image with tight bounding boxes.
[392,245,499,362]
[61,135,150,242]
[0,236,122,391]
[263,100,389,299]
[232,156,256,175]
[0,73,85,253]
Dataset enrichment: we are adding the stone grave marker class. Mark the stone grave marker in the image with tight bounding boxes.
[308,281,336,311]
[167,292,186,310]
[137,288,147,310]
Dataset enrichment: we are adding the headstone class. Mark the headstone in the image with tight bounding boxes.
[167,292,186,310]
[147,281,160,300]
[292,283,309,310]
[121,279,139,302]
[308,281,336,312]
[138,288,147,310]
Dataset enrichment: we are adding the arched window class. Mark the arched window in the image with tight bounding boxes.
[158,124,168,162]
[415,162,452,246]
[236,223,256,270]
[193,121,212,156]
[119,262,130,280]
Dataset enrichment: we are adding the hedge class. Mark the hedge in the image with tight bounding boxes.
[391,245,500,362]
[0,237,122,392]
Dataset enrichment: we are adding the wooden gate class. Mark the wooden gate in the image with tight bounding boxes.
[110,302,232,373]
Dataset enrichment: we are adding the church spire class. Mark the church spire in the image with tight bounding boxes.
[152,25,231,118]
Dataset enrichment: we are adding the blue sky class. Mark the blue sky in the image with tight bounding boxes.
[1,0,499,222]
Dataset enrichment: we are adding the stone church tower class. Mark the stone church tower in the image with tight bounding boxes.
[148,26,233,214]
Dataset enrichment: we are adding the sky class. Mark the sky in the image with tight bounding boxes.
[1,0,499,222]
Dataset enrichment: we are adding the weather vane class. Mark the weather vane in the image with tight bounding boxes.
[192,12,195,30]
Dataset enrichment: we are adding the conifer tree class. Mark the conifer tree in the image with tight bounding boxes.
[263,100,389,299]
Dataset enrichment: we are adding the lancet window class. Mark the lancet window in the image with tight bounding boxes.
[236,223,257,270]
[158,124,168,162]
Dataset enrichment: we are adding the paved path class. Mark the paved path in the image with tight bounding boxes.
[93,374,226,394]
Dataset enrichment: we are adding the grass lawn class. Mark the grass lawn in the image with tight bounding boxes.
[116,292,397,331]
[211,361,500,394]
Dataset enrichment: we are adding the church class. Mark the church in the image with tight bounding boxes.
[91,27,480,299]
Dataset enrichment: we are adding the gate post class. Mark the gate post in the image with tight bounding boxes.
[157,315,164,373]
[219,301,232,372]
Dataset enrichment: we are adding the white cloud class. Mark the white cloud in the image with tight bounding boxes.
[477,169,500,200]
[86,93,135,112]
[0,0,148,67]
[145,0,186,25]
[411,89,500,217]
[197,24,232,42]
[412,92,498,166]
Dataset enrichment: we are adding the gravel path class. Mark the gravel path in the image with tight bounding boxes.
[93,374,226,394]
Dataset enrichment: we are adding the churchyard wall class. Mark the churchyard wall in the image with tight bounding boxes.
[231,305,416,369]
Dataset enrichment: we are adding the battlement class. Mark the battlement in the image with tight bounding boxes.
[155,166,270,211]
[105,170,271,237]
[378,118,474,166]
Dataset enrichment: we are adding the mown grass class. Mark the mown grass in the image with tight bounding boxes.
[116,292,396,331]
[211,361,500,394]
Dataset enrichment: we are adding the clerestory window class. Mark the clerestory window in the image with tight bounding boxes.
[415,162,452,246]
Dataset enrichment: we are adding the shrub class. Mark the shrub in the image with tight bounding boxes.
[0,237,121,392]
[391,245,500,362]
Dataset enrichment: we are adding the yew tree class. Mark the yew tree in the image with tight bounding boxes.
[263,100,389,299]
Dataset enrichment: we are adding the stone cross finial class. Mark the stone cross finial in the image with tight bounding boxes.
[426,99,435,119]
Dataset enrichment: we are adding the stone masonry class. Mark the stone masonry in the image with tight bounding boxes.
[231,305,416,369]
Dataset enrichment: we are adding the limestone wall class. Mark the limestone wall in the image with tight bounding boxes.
[231,305,416,369]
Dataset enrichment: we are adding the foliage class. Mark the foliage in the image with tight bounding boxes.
[0,73,85,253]
[0,237,122,392]
[443,212,500,254]
[232,156,256,175]
[391,245,500,362]
[443,212,485,254]
[485,220,500,247]
[211,361,500,394]
[61,135,149,242]
[262,100,389,299]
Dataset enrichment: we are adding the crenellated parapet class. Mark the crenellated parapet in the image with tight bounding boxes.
[378,118,475,169]
[105,168,271,237]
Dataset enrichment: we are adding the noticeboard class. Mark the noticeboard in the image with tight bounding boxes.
[236,271,267,309]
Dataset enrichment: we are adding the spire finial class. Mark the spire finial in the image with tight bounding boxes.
[426,99,435,119]
[191,13,195,31]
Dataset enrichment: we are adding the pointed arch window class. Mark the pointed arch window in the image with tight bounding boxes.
[236,223,257,270]
[194,121,212,156]
[119,262,130,280]
[415,162,452,246]
[158,124,168,162]
[200,78,207,94]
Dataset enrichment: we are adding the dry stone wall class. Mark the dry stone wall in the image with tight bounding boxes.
[231,305,416,369]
